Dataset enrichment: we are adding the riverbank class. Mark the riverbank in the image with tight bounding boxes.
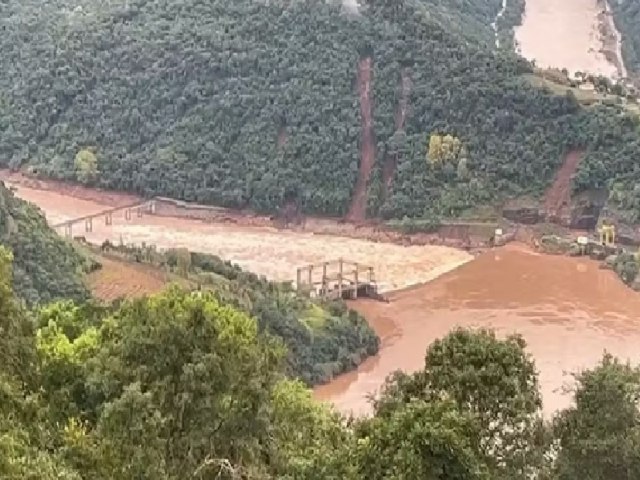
[0,170,491,253]
[1,172,473,293]
[515,0,626,79]
[598,0,628,79]
[5,172,640,418]
[314,243,640,418]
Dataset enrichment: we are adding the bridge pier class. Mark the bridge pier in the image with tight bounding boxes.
[85,218,93,233]
[354,263,359,300]
[64,224,72,238]
[124,208,132,221]
[105,212,113,225]
[296,259,377,300]
[148,200,156,214]
[137,207,143,218]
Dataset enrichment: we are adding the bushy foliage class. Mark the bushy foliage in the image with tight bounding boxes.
[611,1,640,74]
[101,241,379,385]
[0,183,90,304]
[1,250,640,479]
[2,0,640,221]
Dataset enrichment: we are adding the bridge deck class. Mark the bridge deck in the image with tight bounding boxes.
[51,200,155,228]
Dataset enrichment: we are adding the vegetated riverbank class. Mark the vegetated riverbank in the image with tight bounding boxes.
[0,169,490,252]
[515,0,626,79]
[6,172,640,418]
[0,172,473,293]
[314,242,640,418]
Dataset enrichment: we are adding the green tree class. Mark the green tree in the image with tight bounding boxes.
[374,329,544,478]
[268,379,354,478]
[0,183,90,305]
[75,287,285,479]
[553,354,640,480]
[355,399,490,479]
[74,149,98,184]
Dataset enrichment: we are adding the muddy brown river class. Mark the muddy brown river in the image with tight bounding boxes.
[515,0,626,78]
[5,180,640,419]
[315,244,640,417]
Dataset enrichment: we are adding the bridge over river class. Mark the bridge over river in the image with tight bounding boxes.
[52,199,157,237]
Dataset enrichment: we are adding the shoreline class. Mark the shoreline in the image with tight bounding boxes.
[598,0,628,79]
[1,171,475,294]
[0,169,492,254]
[515,0,626,80]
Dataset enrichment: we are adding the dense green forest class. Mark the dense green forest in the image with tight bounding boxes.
[2,247,640,479]
[2,0,640,222]
[98,241,379,385]
[0,183,90,304]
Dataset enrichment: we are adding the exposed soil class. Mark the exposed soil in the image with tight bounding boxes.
[314,243,640,418]
[86,255,171,301]
[382,67,412,199]
[543,150,583,222]
[346,56,376,223]
[277,125,288,148]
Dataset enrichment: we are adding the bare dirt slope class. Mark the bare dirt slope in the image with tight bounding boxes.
[346,56,376,222]
[86,255,172,302]
[543,150,583,221]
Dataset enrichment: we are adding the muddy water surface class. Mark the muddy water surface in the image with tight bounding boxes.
[515,0,624,78]
[315,244,640,417]
[9,184,472,292]
[9,182,640,418]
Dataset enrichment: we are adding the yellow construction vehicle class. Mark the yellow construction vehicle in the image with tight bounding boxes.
[598,222,616,247]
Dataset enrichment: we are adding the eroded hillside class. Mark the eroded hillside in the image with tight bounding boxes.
[1,0,640,223]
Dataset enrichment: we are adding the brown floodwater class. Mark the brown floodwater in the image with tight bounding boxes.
[6,179,640,418]
[314,244,640,418]
[515,0,625,78]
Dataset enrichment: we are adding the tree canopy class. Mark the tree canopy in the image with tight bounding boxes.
[0,183,90,304]
[1,250,639,479]
[2,0,640,221]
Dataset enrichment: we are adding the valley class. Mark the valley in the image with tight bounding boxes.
[7,177,640,420]
[3,0,640,476]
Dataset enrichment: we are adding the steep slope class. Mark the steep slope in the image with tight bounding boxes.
[1,0,640,222]
[0,183,89,304]
[96,243,380,385]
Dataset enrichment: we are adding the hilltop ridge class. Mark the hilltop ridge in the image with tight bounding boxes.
[1,0,640,225]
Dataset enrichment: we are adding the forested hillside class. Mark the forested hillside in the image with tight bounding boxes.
[99,242,379,385]
[0,183,89,304]
[2,0,640,222]
[2,252,639,479]
[611,0,640,75]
